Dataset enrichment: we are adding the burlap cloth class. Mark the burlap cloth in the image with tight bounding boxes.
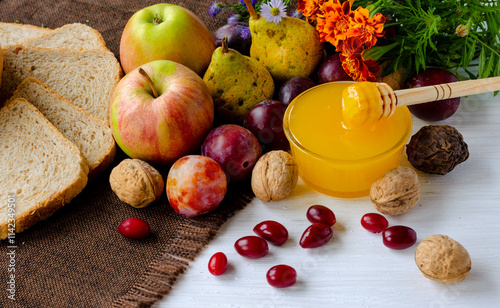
[0,0,271,307]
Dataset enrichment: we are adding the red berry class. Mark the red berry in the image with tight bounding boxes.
[253,220,289,245]
[306,205,336,226]
[118,218,150,239]
[361,213,389,233]
[382,225,417,250]
[234,236,269,259]
[208,252,228,276]
[299,223,333,248]
[266,265,297,288]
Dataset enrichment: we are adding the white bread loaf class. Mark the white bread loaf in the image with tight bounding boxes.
[10,77,116,179]
[0,22,51,47]
[0,46,122,123]
[0,98,89,240]
[22,23,109,51]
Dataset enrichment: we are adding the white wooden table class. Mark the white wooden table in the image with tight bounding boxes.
[157,91,500,307]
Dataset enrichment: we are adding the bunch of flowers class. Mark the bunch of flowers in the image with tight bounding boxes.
[209,0,293,23]
[298,0,386,81]
[353,0,500,80]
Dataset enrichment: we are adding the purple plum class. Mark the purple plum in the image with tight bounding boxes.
[201,124,261,183]
[243,100,289,151]
[315,53,352,84]
[278,77,316,106]
[213,22,251,56]
[405,68,460,121]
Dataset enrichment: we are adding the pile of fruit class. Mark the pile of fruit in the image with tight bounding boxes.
[108,0,486,286]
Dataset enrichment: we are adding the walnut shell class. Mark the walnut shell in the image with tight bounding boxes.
[406,125,469,175]
[109,158,164,208]
[415,234,471,284]
[251,150,298,202]
[370,167,420,215]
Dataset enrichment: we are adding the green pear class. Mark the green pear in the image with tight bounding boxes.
[247,5,324,84]
[203,37,275,123]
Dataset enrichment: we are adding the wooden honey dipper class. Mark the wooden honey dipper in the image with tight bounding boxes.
[342,76,500,128]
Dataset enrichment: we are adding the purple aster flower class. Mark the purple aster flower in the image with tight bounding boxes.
[227,14,240,24]
[240,26,251,40]
[240,0,258,9]
[208,2,222,18]
[292,11,304,20]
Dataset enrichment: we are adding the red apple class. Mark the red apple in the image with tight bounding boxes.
[109,60,214,165]
[120,3,215,76]
[167,155,227,217]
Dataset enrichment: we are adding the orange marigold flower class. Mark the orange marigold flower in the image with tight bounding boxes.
[316,0,355,48]
[347,7,386,48]
[297,0,327,22]
[338,37,379,82]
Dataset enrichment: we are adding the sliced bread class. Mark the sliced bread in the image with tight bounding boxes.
[10,77,116,179]
[22,23,109,51]
[0,46,123,123]
[0,98,89,240]
[0,22,51,47]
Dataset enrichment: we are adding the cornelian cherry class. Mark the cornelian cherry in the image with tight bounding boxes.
[361,213,389,233]
[299,223,333,248]
[306,205,336,227]
[118,218,150,239]
[266,265,297,288]
[382,225,417,250]
[234,236,269,259]
[208,252,228,276]
[253,220,288,245]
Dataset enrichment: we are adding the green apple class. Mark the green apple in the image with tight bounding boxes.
[120,3,215,76]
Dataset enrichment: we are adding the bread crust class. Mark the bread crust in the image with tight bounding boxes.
[10,77,117,180]
[0,22,52,47]
[22,22,109,52]
[0,98,89,240]
[0,46,123,122]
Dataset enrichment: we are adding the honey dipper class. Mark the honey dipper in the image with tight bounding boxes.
[341,76,500,128]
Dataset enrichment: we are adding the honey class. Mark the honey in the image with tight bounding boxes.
[341,81,384,129]
[283,82,412,198]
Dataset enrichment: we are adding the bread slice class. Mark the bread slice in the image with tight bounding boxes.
[10,77,116,179]
[0,22,51,47]
[0,46,123,123]
[0,98,89,240]
[22,23,109,51]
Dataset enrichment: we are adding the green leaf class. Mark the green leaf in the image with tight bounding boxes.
[483,51,496,78]
[478,45,486,78]
[363,42,400,61]
[494,57,500,77]
[466,38,477,67]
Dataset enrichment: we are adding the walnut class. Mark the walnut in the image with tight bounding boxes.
[370,167,420,215]
[415,234,471,284]
[406,125,469,175]
[251,150,298,202]
[109,158,164,208]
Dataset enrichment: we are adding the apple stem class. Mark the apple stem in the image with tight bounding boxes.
[222,36,229,54]
[153,13,163,25]
[139,68,159,98]
[243,0,258,20]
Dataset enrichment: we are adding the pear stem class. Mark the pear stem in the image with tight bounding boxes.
[139,68,159,98]
[222,36,229,54]
[243,0,258,19]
